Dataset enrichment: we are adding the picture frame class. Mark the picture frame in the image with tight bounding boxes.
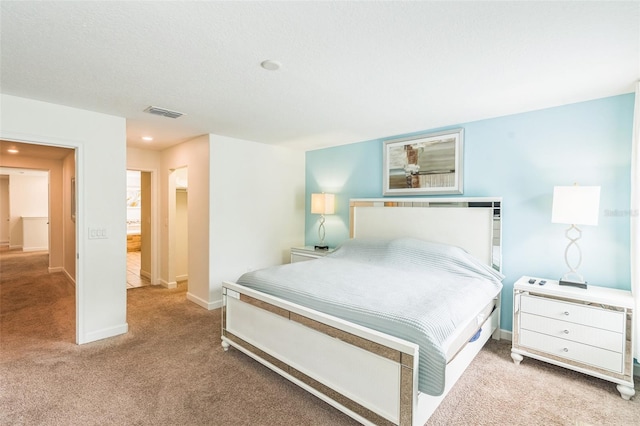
[383,128,464,195]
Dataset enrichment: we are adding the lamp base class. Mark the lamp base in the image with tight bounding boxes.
[559,279,587,289]
[314,245,329,251]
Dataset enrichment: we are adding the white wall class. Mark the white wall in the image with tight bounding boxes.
[10,174,48,214]
[176,189,188,281]
[7,173,48,248]
[133,137,304,310]
[160,135,210,307]
[209,134,305,306]
[1,94,127,344]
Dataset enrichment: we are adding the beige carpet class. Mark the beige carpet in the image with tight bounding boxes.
[1,251,638,425]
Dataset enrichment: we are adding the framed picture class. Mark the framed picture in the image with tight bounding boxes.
[383,128,464,195]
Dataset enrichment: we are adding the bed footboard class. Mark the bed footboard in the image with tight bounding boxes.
[222,282,419,426]
[222,281,500,426]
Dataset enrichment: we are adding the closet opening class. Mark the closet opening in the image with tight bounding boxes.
[167,166,188,290]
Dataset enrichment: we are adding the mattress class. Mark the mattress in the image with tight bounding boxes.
[236,237,503,396]
[442,299,497,363]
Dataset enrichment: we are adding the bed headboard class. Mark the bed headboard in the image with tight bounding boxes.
[350,198,502,271]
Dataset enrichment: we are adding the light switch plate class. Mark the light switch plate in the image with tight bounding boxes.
[88,227,108,239]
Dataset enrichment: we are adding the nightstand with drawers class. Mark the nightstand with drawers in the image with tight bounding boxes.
[511,276,635,400]
[290,246,334,263]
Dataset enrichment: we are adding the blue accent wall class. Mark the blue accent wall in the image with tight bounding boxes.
[305,94,635,331]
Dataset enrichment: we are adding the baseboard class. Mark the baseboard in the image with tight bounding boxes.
[47,266,75,286]
[499,329,512,341]
[186,292,221,310]
[176,274,188,282]
[159,279,177,289]
[63,268,76,286]
[79,323,128,344]
[140,269,151,280]
[23,247,48,252]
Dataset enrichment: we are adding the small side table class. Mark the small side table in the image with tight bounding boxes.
[511,275,635,400]
[290,246,334,263]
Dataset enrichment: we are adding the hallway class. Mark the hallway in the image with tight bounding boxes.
[127,250,150,289]
[0,247,75,347]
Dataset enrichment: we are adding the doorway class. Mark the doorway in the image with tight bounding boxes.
[126,170,151,289]
[167,166,188,288]
[0,140,77,343]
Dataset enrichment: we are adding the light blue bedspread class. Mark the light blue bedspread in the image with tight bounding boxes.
[236,237,504,396]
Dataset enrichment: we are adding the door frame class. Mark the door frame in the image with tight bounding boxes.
[127,168,159,285]
[0,132,84,343]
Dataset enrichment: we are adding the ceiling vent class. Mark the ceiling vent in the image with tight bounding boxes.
[143,106,185,119]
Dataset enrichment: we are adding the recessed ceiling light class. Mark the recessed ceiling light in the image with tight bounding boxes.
[7,148,19,154]
[142,136,153,141]
[260,60,281,71]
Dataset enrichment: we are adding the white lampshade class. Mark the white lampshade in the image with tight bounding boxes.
[311,193,335,215]
[552,185,601,226]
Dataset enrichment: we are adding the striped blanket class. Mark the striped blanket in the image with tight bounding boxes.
[237,237,503,396]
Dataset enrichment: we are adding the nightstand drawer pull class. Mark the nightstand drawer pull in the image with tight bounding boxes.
[519,329,623,373]
[519,313,623,351]
[520,295,623,332]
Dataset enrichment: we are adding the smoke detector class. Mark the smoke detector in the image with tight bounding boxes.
[143,106,185,119]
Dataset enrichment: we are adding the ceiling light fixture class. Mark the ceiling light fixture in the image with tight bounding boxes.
[261,60,281,71]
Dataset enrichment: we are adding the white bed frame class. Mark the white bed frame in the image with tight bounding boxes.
[222,197,502,426]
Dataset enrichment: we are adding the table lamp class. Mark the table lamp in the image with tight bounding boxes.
[311,193,335,250]
[551,184,601,288]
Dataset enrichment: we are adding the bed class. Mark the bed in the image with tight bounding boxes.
[221,198,503,425]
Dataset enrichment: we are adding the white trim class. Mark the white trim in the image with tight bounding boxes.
[187,292,221,310]
[80,323,128,344]
[22,246,48,252]
[499,329,513,342]
[160,279,177,289]
[0,130,84,345]
[176,274,188,282]
[63,268,75,286]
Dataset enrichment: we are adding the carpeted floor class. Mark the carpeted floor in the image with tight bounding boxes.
[1,251,638,425]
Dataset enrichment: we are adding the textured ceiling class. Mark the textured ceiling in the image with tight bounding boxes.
[1,1,638,152]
